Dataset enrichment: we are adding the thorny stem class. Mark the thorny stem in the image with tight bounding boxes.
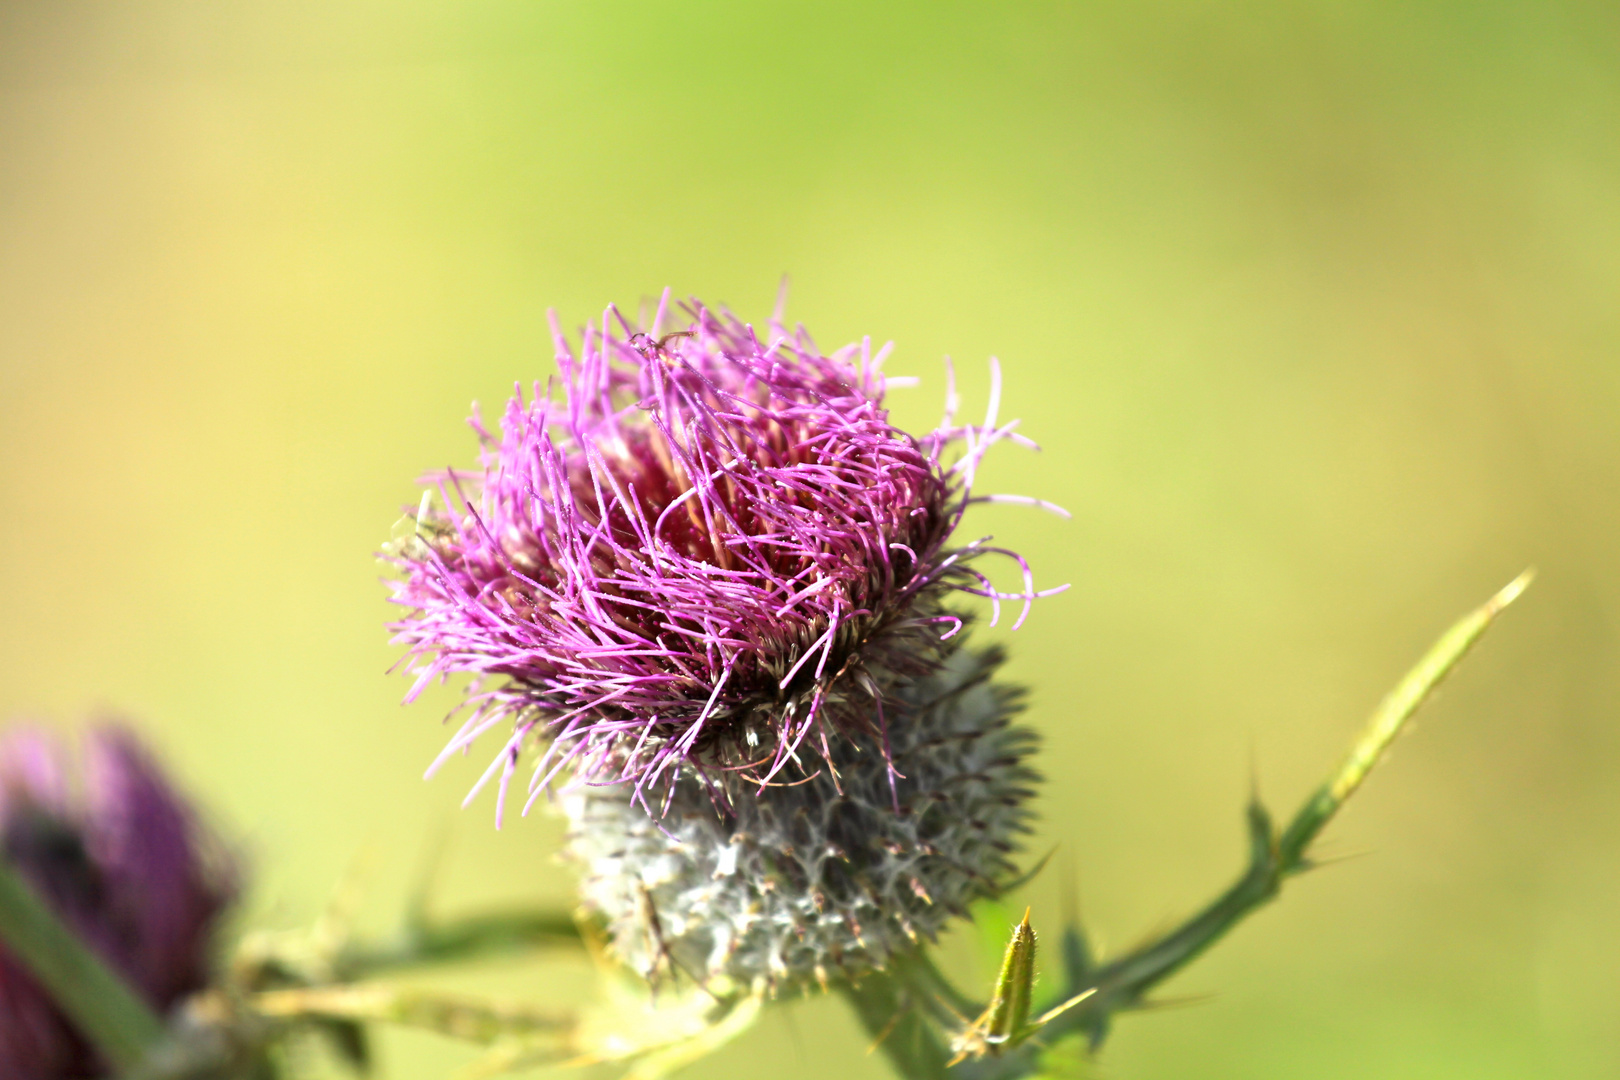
[847,571,1533,1080]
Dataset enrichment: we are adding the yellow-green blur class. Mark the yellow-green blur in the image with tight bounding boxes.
[2,4,1617,1078]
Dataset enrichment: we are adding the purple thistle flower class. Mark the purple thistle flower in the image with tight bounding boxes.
[0,725,237,1080]
[387,290,1065,824]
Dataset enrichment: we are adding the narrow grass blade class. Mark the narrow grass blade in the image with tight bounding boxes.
[0,859,166,1070]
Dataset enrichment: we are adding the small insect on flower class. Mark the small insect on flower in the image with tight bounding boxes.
[627,329,695,361]
[946,909,1094,1066]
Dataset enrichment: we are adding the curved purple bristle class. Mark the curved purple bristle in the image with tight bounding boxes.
[387,292,1065,823]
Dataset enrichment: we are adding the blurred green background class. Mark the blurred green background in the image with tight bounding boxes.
[3,2,1617,1077]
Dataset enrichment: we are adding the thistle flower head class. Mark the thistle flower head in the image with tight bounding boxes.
[388,291,1064,822]
[0,725,237,1079]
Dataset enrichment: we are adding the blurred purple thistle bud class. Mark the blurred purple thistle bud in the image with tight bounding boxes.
[0,726,237,1079]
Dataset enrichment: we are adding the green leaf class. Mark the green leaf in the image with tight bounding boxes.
[0,859,166,1071]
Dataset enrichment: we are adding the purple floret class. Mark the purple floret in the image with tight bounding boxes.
[387,291,1065,823]
[0,726,237,1080]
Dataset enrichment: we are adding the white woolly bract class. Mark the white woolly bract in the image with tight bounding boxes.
[564,645,1037,989]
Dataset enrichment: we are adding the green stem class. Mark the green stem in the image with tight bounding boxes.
[1276,568,1534,866]
[843,570,1532,1080]
[252,983,571,1043]
[0,859,167,1071]
[845,952,957,1078]
[335,908,582,979]
[1037,571,1534,1051]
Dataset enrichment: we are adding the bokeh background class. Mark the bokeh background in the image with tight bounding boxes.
[3,3,1618,1077]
